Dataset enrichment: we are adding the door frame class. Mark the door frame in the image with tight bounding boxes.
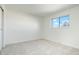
[0,6,4,50]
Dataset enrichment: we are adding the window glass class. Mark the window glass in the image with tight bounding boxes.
[52,15,70,28]
[52,18,59,28]
[60,15,69,27]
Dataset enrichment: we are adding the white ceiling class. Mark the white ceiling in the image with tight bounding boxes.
[5,4,78,16]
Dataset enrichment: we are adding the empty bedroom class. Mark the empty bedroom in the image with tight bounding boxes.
[0,4,79,55]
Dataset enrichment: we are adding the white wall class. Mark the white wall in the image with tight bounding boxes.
[4,8,42,45]
[43,6,79,49]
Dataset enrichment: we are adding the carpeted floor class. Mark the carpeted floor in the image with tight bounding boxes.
[1,39,79,55]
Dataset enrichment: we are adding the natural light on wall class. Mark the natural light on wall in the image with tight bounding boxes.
[18,19,40,31]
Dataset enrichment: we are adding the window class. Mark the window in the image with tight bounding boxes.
[52,15,70,28]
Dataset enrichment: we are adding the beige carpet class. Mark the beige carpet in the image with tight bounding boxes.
[1,39,79,55]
